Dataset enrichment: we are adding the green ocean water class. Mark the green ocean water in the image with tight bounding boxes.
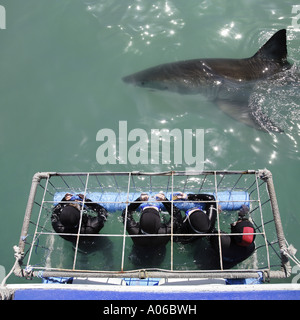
[0,0,299,284]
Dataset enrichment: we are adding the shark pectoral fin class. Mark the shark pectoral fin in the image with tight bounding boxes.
[216,99,284,133]
[216,99,261,129]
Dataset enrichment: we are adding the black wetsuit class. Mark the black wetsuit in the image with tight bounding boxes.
[174,194,217,243]
[51,195,108,243]
[122,197,182,248]
[122,196,182,267]
[210,218,256,269]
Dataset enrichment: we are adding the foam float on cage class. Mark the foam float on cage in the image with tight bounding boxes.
[53,191,250,212]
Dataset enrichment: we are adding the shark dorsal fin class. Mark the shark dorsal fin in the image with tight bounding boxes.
[253,29,288,64]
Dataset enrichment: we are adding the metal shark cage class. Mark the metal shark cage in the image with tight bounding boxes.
[14,170,291,282]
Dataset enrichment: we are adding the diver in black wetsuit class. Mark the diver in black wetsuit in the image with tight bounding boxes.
[210,205,256,269]
[51,193,113,270]
[172,192,218,243]
[121,192,181,267]
[51,193,108,243]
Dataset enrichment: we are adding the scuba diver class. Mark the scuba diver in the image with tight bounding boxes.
[209,205,256,269]
[51,193,113,270]
[171,192,218,243]
[51,193,108,242]
[121,192,181,267]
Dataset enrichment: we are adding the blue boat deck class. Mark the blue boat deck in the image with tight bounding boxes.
[8,283,300,300]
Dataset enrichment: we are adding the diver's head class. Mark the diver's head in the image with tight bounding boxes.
[140,208,161,234]
[188,210,210,233]
[60,205,80,228]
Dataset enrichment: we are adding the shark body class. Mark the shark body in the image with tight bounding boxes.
[123,29,291,132]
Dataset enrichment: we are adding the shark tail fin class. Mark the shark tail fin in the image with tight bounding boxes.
[253,29,288,65]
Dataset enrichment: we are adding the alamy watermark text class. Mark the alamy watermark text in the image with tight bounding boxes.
[292,5,300,30]
[96,121,204,172]
[0,5,6,29]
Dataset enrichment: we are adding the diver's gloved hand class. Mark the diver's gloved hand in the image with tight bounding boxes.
[140,193,149,201]
[155,192,167,201]
[172,192,188,200]
[64,193,73,201]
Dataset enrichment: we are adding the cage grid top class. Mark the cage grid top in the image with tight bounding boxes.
[15,170,290,281]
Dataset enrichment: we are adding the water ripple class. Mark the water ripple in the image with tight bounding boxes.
[85,1,185,53]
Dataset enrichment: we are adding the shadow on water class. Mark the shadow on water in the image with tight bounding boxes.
[74,237,115,271]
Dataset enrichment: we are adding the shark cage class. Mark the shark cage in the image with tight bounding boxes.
[14,170,291,283]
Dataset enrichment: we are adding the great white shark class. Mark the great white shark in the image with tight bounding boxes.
[123,29,291,132]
